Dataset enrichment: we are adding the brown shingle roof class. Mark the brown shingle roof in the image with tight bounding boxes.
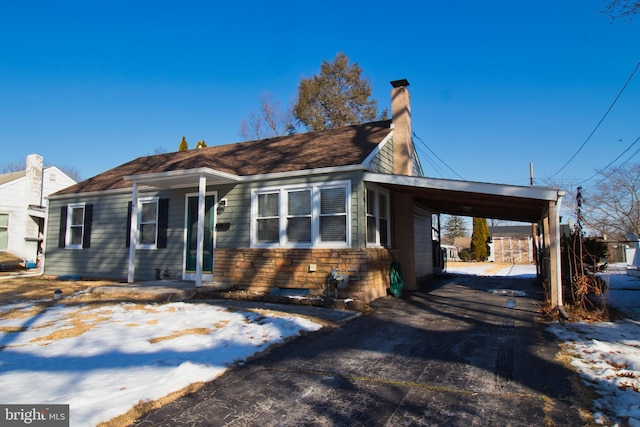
[54,120,392,195]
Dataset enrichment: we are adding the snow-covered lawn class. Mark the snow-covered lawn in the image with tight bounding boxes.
[3,263,639,426]
[450,262,640,426]
[0,300,321,426]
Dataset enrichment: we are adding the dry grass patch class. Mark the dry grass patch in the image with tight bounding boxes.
[148,327,212,344]
[213,319,229,328]
[556,344,603,425]
[0,276,121,303]
[98,382,207,427]
[0,304,46,321]
[28,306,116,344]
[30,318,102,344]
[0,326,28,333]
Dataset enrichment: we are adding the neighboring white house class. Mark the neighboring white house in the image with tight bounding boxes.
[0,154,76,265]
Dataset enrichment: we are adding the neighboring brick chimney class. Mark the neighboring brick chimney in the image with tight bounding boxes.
[25,154,44,208]
[390,79,413,176]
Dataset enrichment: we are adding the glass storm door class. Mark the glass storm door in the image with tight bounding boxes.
[185,195,215,274]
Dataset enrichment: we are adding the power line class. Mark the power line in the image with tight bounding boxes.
[578,135,640,186]
[549,61,640,179]
[413,132,465,180]
[414,145,450,178]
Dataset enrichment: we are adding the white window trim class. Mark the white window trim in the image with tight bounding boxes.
[250,181,351,248]
[65,202,85,249]
[366,185,391,247]
[137,197,159,250]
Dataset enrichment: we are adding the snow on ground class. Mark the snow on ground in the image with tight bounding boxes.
[3,263,640,426]
[446,262,537,277]
[451,262,640,426]
[0,300,321,426]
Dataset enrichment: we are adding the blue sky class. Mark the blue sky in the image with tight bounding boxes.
[1,0,638,195]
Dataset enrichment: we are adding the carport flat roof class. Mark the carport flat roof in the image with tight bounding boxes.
[364,172,564,223]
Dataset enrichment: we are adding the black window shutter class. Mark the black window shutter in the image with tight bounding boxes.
[158,198,169,248]
[126,201,132,248]
[82,204,93,249]
[58,206,68,248]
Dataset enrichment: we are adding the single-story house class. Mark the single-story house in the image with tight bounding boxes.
[1,154,76,266]
[45,80,566,306]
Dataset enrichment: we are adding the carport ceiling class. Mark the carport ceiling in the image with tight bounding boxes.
[364,173,564,223]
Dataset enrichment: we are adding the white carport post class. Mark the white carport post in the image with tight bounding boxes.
[549,195,564,307]
[127,182,139,283]
[195,175,206,288]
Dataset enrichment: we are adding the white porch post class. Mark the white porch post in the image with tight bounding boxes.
[127,183,139,283]
[195,175,206,288]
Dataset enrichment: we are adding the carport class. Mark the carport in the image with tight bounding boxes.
[364,172,566,309]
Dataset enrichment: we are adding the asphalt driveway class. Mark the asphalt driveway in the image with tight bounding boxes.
[133,273,583,426]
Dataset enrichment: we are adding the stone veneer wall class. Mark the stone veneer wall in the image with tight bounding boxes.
[213,248,395,303]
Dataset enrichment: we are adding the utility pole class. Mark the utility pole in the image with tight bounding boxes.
[529,162,534,186]
[530,163,539,274]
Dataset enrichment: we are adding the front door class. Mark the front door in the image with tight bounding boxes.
[184,194,216,280]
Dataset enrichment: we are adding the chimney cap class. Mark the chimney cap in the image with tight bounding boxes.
[390,79,410,88]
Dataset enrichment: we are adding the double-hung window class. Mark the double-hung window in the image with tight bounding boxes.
[66,203,86,249]
[319,186,347,243]
[287,190,312,243]
[366,186,390,247]
[257,192,280,244]
[252,182,350,248]
[58,203,92,249]
[138,198,159,249]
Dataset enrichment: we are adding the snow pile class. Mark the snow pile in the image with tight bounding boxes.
[547,267,640,425]
[0,301,321,426]
[549,320,640,424]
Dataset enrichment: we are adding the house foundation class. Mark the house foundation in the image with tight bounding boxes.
[213,248,395,303]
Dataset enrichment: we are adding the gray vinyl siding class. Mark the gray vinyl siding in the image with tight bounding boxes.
[368,138,394,174]
[45,190,186,281]
[46,192,132,279]
[214,183,250,248]
[44,170,368,280]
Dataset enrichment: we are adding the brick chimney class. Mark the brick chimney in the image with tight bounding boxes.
[390,79,413,176]
[25,154,44,208]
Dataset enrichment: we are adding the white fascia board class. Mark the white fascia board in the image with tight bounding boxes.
[47,187,151,200]
[124,167,241,185]
[364,172,563,201]
[49,165,371,199]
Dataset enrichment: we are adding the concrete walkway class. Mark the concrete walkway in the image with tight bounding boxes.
[133,273,583,426]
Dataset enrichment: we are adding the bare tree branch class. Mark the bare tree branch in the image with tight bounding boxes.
[602,0,640,20]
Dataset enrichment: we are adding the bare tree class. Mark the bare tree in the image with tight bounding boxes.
[584,163,640,240]
[1,161,24,173]
[239,92,295,141]
[58,165,82,182]
[2,160,81,181]
[603,0,640,20]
